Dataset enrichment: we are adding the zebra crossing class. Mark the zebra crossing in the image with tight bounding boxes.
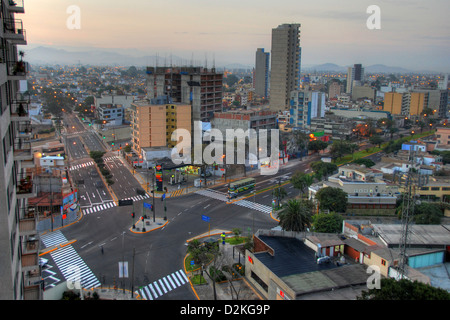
[82,193,151,215]
[69,161,95,171]
[235,199,273,214]
[82,201,116,215]
[195,189,229,202]
[40,231,101,290]
[137,269,189,300]
[41,230,69,248]
[103,156,119,162]
[195,189,273,214]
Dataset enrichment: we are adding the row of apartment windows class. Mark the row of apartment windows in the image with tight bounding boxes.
[420,186,450,191]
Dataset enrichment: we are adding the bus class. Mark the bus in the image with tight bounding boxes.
[227,178,256,199]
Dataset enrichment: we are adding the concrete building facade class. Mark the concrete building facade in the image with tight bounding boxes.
[254,48,270,98]
[130,99,191,155]
[0,0,42,300]
[146,66,223,124]
[269,23,301,112]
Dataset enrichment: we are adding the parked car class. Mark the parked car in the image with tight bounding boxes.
[317,256,331,265]
[95,181,104,188]
[39,257,49,268]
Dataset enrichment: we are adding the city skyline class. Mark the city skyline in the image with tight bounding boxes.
[21,0,450,72]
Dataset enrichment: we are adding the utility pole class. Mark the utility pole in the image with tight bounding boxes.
[398,148,423,279]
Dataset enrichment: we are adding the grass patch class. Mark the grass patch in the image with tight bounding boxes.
[333,130,435,167]
[190,274,207,285]
[225,236,246,245]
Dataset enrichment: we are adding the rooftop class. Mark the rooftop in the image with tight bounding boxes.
[255,235,369,298]
[373,224,450,247]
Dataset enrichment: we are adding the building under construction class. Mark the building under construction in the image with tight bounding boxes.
[146,66,224,124]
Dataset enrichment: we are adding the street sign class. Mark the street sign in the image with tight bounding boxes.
[118,261,129,278]
[143,202,152,210]
[161,193,166,200]
[202,215,210,222]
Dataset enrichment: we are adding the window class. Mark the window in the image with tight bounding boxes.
[431,187,440,191]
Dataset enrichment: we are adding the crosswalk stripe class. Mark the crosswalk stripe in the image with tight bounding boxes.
[144,287,153,300]
[153,281,163,296]
[149,283,158,298]
[171,272,181,287]
[158,279,167,294]
[175,270,187,284]
[163,276,172,290]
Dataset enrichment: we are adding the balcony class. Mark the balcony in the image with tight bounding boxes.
[10,100,31,122]
[7,60,28,80]
[3,18,27,44]
[21,252,38,272]
[14,139,32,161]
[16,173,36,199]
[24,285,42,300]
[7,0,25,14]
[17,121,32,138]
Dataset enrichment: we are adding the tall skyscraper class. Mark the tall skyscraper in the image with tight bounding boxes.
[254,48,270,98]
[269,23,302,112]
[0,1,41,300]
[346,64,365,94]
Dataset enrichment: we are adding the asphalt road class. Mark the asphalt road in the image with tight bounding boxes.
[51,113,319,299]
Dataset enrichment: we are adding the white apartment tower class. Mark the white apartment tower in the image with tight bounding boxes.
[0,0,39,300]
[269,23,302,112]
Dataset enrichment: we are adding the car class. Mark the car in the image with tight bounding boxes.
[90,170,98,177]
[39,258,49,268]
[95,181,104,188]
[317,256,331,265]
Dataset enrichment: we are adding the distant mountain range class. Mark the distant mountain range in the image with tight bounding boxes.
[23,46,438,74]
[302,63,413,74]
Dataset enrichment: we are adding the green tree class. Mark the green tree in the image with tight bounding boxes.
[308,140,328,154]
[310,161,338,180]
[369,134,384,148]
[413,202,443,225]
[290,172,314,198]
[329,140,352,161]
[352,158,376,168]
[312,212,343,233]
[316,187,348,213]
[358,278,450,300]
[278,199,313,232]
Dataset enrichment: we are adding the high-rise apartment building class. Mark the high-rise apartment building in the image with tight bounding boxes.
[289,88,326,130]
[383,92,427,116]
[146,66,223,125]
[130,99,191,155]
[269,23,301,112]
[0,0,40,300]
[254,48,270,98]
[346,64,364,94]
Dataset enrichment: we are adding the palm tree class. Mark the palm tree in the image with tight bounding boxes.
[278,199,313,232]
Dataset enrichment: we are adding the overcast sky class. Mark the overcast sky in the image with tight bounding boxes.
[21,0,450,71]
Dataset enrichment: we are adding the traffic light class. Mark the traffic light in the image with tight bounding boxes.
[131,212,135,218]
[112,142,115,146]
[103,136,105,139]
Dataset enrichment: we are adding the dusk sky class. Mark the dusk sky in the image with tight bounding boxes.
[22,0,450,71]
